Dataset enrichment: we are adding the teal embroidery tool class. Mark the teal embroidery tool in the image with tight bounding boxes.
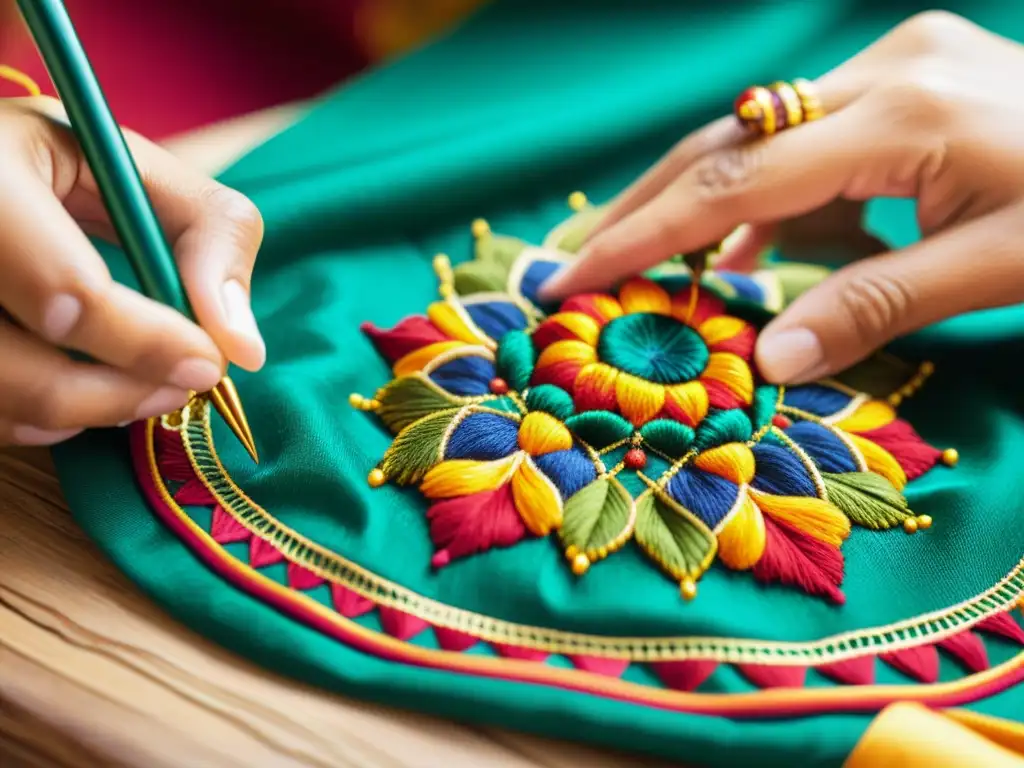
[15,0,259,462]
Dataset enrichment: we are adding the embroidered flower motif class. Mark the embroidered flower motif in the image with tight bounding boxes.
[354,195,957,603]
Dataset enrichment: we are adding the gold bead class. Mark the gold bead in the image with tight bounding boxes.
[920,361,935,376]
[903,517,919,535]
[471,218,490,238]
[348,393,364,408]
[680,578,698,601]
[597,546,608,559]
[565,545,579,559]
[888,393,903,407]
[917,514,933,530]
[367,468,387,488]
[942,448,959,467]
[571,553,591,576]
[567,191,587,212]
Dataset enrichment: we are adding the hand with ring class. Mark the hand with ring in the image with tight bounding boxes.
[538,11,1024,385]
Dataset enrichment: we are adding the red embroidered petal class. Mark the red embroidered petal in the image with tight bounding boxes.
[854,419,942,480]
[155,426,194,482]
[559,293,622,324]
[379,607,430,641]
[361,316,449,364]
[331,584,375,618]
[426,485,528,567]
[174,478,216,506]
[434,627,481,652]
[209,506,250,544]
[937,631,989,673]
[249,536,286,568]
[709,324,756,360]
[701,378,748,410]
[975,611,1024,645]
[650,660,718,691]
[881,645,940,683]
[531,360,586,391]
[286,562,325,591]
[569,656,631,678]
[671,287,725,326]
[736,664,807,689]
[815,656,876,686]
[573,363,619,412]
[752,516,845,604]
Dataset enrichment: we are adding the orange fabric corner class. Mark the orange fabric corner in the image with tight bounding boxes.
[846,702,1024,768]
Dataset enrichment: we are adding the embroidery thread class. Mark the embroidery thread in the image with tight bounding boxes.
[354,195,956,603]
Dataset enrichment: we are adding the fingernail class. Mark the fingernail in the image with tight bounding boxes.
[135,386,190,420]
[168,357,222,392]
[42,293,82,341]
[756,328,828,384]
[12,425,83,446]
[222,279,266,365]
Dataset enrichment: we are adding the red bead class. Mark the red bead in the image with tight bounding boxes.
[624,448,647,470]
[733,87,758,114]
[771,414,792,429]
[489,377,509,395]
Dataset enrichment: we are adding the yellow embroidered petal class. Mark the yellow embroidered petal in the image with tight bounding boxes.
[702,352,754,404]
[618,277,671,315]
[420,455,519,499]
[574,362,619,406]
[518,411,573,456]
[393,340,468,376]
[591,294,625,322]
[836,399,897,433]
[697,315,749,347]
[535,339,598,369]
[546,311,601,346]
[664,381,709,426]
[511,456,564,535]
[749,489,851,548]
[616,373,665,426]
[715,492,765,570]
[848,434,907,490]
[694,443,755,484]
[427,301,491,346]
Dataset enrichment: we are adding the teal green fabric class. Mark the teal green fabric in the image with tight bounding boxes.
[53,2,1024,766]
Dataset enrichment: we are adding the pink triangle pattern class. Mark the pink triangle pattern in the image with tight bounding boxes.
[434,627,480,652]
[736,664,807,689]
[249,536,286,568]
[287,562,326,591]
[379,607,430,641]
[975,611,1024,645]
[493,644,550,662]
[331,584,375,618]
[937,631,989,674]
[569,656,631,678]
[174,478,216,506]
[815,656,876,686]
[881,645,940,683]
[651,660,718,691]
[210,506,251,544]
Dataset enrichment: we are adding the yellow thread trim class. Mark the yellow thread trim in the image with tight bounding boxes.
[171,410,1024,663]
[0,66,41,96]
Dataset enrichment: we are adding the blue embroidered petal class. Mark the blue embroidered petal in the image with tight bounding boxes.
[750,443,817,497]
[445,413,519,460]
[667,468,739,528]
[518,259,562,306]
[716,271,765,304]
[782,384,852,418]
[785,421,857,473]
[429,355,496,396]
[534,445,598,499]
[464,300,529,340]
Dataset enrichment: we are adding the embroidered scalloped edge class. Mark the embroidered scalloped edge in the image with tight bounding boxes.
[134,418,1024,715]
[169,405,1024,665]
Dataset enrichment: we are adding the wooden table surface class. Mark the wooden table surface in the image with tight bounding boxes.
[0,107,680,768]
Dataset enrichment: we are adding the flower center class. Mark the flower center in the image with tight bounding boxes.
[597,313,709,384]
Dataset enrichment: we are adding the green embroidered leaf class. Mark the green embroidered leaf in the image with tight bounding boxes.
[559,477,634,561]
[772,262,832,306]
[376,375,464,432]
[525,384,575,421]
[496,330,534,391]
[750,385,780,431]
[694,409,752,452]
[639,419,694,459]
[634,490,717,582]
[452,259,510,295]
[476,233,528,271]
[546,206,606,253]
[822,471,912,530]
[381,408,460,485]
[565,411,633,449]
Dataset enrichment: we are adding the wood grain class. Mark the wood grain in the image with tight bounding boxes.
[0,447,678,767]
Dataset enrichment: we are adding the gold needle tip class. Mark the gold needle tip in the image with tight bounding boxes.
[209,376,259,463]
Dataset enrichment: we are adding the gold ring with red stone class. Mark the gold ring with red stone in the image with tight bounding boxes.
[733,78,824,136]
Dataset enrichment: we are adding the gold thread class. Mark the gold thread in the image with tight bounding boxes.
[164,399,1024,664]
[0,66,42,96]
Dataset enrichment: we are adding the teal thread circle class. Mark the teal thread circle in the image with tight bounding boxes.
[598,313,709,384]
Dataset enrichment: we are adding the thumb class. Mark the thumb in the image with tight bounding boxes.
[754,206,1024,384]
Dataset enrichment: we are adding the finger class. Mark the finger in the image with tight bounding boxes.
[755,205,1024,384]
[0,418,82,448]
[0,321,191,430]
[0,116,227,392]
[538,96,922,299]
[65,131,267,371]
[713,223,776,273]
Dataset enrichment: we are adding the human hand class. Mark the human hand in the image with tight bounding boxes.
[539,11,1024,384]
[0,96,265,446]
